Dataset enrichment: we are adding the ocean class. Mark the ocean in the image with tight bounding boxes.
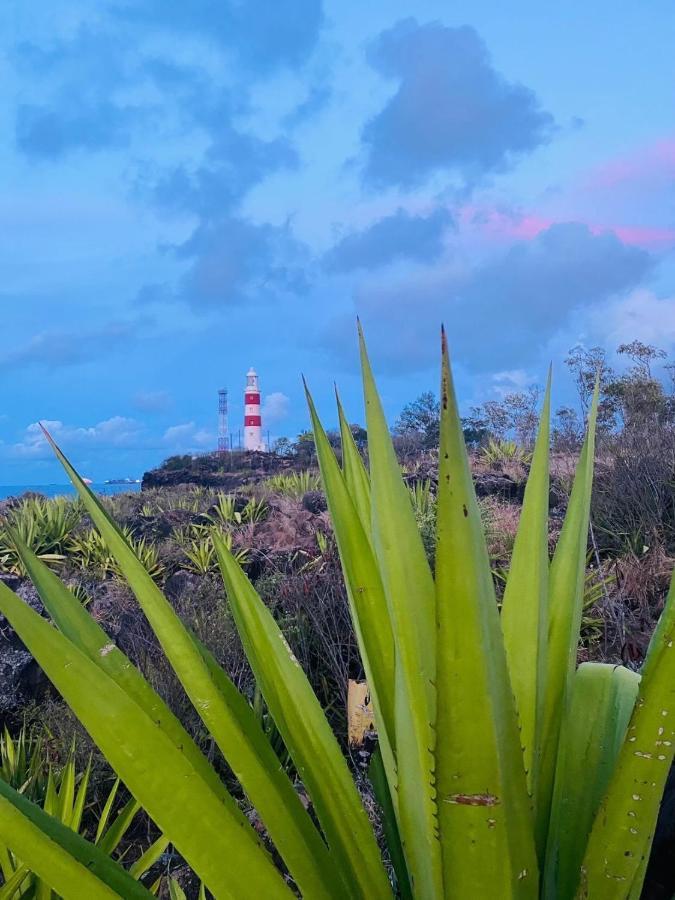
[0,483,142,501]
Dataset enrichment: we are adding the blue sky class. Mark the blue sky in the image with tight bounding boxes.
[2,1,674,482]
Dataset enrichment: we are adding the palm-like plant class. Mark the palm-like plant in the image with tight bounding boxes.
[0,330,673,898]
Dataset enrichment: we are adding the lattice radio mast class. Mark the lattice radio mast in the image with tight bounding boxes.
[218,388,229,453]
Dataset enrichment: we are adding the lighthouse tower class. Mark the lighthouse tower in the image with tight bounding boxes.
[244,368,264,451]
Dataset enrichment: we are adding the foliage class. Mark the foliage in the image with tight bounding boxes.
[172,525,249,575]
[0,496,82,575]
[0,335,674,899]
[0,726,167,897]
[394,391,440,450]
[481,437,533,467]
[68,527,164,583]
[264,470,321,498]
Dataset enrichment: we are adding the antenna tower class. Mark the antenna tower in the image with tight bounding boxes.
[218,389,229,453]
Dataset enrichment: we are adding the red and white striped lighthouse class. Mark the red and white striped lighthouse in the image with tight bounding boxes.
[244,367,264,451]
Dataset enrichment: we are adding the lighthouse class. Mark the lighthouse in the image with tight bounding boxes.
[244,367,264,451]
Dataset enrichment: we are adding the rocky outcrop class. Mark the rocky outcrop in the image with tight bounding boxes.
[0,577,48,721]
[142,452,300,491]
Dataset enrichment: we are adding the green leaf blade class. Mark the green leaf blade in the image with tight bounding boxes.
[543,663,640,900]
[214,532,392,900]
[434,331,538,898]
[358,325,443,899]
[0,779,152,900]
[0,580,291,899]
[501,372,551,800]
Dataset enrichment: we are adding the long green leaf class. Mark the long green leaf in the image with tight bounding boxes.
[0,779,151,899]
[580,570,675,896]
[369,748,412,900]
[128,834,170,880]
[95,779,120,846]
[0,581,290,899]
[434,329,538,898]
[33,439,337,900]
[305,383,396,765]
[214,531,392,900]
[538,384,599,852]
[97,797,141,856]
[336,389,372,533]
[501,371,551,800]
[0,864,29,899]
[358,323,442,900]
[15,540,241,819]
[543,663,639,900]
[70,756,91,834]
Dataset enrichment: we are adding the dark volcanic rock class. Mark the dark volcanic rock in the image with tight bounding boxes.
[302,491,327,514]
[473,472,526,503]
[0,578,48,720]
[142,469,251,491]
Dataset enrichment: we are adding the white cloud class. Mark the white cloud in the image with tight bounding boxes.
[261,391,290,425]
[12,417,143,458]
[584,288,675,350]
[162,422,196,444]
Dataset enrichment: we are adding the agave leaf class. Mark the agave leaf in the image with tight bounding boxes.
[434,330,538,898]
[358,324,443,899]
[168,879,187,900]
[23,452,335,900]
[15,540,239,818]
[537,384,599,852]
[580,571,675,895]
[95,779,120,846]
[128,833,171,880]
[57,755,76,827]
[0,864,29,899]
[97,796,141,856]
[0,581,291,899]
[369,748,412,900]
[336,389,371,533]
[187,630,343,900]
[543,663,640,900]
[214,531,392,900]
[501,370,551,799]
[70,756,91,834]
[0,778,152,899]
[305,383,396,768]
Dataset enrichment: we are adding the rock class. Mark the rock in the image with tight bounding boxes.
[302,491,327,514]
[473,472,526,503]
[0,579,48,720]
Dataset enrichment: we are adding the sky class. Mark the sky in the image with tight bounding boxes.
[1,1,675,483]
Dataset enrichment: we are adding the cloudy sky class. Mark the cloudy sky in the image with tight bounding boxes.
[2,1,675,482]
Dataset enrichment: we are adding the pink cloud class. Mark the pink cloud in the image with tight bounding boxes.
[585,138,675,190]
[461,204,675,248]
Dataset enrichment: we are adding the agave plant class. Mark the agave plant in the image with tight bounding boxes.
[0,728,168,897]
[265,470,321,498]
[481,437,533,466]
[0,329,673,899]
[0,496,83,575]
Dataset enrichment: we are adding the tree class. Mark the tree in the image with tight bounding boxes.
[272,437,293,457]
[394,392,440,449]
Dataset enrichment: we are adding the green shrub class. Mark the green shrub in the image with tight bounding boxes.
[265,470,321,498]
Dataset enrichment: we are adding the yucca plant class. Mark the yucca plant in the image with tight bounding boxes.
[0,329,673,899]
